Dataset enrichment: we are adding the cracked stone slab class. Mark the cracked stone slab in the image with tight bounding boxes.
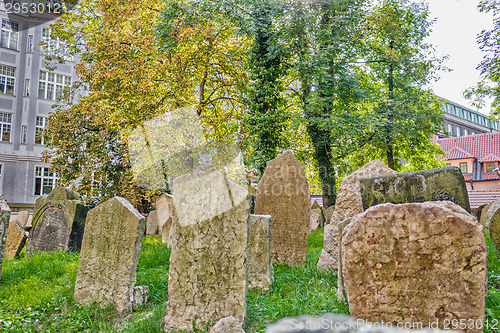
[318,160,396,271]
[0,195,11,279]
[26,187,88,255]
[163,167,249,332]
[247,214,273,290]
[341,202,486,333]
[254,150,310,266]
[359,166,471,213]
[74,196,146,315]
[4,220,28,260]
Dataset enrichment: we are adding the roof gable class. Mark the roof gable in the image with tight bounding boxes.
[437,132,500,161]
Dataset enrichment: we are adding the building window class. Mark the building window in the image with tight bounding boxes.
[0,19,19,50]
[447,124,453,135]
[38,71,71,100]
[0,65,15,95]
[0,112,12,142]
[41,28,72,60]
[464,129,469,136]
[25,78,30,96]
[21,125,27,144]
[35,116,47,144]
[472,132,476,136]
[27,34,33,53]
[486,163,496,173]
[459,162,468,173]
[456,127,461,137]
[34,166,57,196]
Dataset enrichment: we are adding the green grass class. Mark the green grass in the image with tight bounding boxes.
[0,230,499,332]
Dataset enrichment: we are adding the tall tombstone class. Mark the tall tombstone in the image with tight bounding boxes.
[156,193,175,244]
[164,165,249,332]
[74,196,147,314]
[25,187,88,255]
[359,166,471,213]
[488,207,500,255]
[317,160,396,271]
[254,150,310,266]
[247,214,273,290]
[0,195,11,279]
[342,202,486,333]
[145,210,158,235]
[3,221,28,260]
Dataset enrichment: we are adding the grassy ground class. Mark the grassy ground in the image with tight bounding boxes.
[0,229,498,332]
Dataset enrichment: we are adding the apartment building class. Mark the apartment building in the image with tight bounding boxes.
[0,3,77,210]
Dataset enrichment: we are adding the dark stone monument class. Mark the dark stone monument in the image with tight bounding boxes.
[26,187,88,255]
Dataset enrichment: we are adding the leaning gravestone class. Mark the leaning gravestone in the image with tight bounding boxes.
[488,208,500,255]
[3,221,28,260]
[156,193,175,243]
[310,201,324,231]
[359,166,471,213]
[342,202,486,333]
[254,150,310,266]
[25,187,88,255]
[0,196,11,278]
[74,196,147,314]
[247,214,273,290]
[317,160,396,271]
[145,210,158,235]
[16,211,30,229]
[164,165,249,332]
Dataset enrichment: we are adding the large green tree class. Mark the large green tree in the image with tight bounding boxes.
[350,0,446,171]
[465,0,500,119]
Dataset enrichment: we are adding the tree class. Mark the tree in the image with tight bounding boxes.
[44,0,249,209]
[351,0,446,171]
[465,0,500,119]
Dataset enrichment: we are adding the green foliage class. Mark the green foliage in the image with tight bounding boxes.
[465,0,500,119]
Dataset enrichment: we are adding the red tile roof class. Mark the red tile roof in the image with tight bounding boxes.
[463,173,473,181]
[468,190,500,208]
[478,153,500,163]
[437,132,500,161]
[484,173,500,180]
[441,146,475,160]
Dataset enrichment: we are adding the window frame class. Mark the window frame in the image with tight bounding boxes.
[34,166,58,196]
[38,71,71,101]
[0,19,19,50]
[459,162,468,173]
[0,65,16,95]
[35,116,47,144]
[486,162,496,174]
[0,112,12,142]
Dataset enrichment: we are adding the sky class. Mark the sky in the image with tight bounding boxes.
[427,0,494,115]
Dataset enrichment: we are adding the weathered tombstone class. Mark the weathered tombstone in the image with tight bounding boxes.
[310,201,324,231]
[324,205,334,225]
[209,316,246,333]
[0,196,11,278]
[342,202,486,332]
[317,160,396,271]
[3,221,28,260]
[479,202,493,227]
[473,203,487,221]
[145,210,158,235]
[482,199,500,229]
[254,150,310,266]
[488,208,500,255]
[359,166,471,213]
[156,193,175,243]
[16,211,30,229]
[247,214,273,290]
[25,187,88,255]
[74,196,147,314]
[164,165,249,332]
[336,217,352,302]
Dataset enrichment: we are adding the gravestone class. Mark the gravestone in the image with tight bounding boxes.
[247,214,273,290]
[341,202,486,333]
[310,201,324,231]
[209,317,246,333]
[481,199,500,229]
[336,218,352,302]
[479,202,493,227]
[317,160,396,271]
[359,166,471,213]
[254,150,310,266]
[489,208,500,255]
[3,221,28,260]
[324,205,334,225]
[16,211,30,229]
[74,196,147,314]
[164,165,249,332]
[156,193,175,243]
[25,187,88,255]
[0,196,11,278]
[145,210,158,235]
